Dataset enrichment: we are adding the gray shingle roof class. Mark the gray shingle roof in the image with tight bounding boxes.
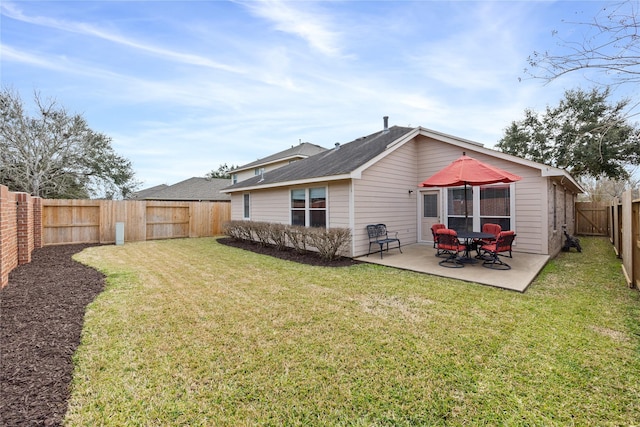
[129,184,169,199]
[224,126,414,191]
[235,142,328,172]
[143,177,231,201]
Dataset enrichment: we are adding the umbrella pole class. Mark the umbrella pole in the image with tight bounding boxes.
[464,183,469,231]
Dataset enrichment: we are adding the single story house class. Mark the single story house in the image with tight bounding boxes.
[131,177,231,202]
[221,118,582,258]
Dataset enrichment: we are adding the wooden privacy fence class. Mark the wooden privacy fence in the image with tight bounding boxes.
[42,200,230,245]
[608,190,640,289]
[575,201,609,236]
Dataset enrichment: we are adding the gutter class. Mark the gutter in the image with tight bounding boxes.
[220,173,353,193]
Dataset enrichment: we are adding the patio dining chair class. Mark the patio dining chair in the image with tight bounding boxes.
[436,229,467,268]
[476,223,502,257]
[478,230,516,270]
[430,223,446,255]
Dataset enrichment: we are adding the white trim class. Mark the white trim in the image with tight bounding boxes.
[221,174,351,193]
[417,188,441,243]
[510,183,517,235]
[349,180,356,256]
[416,188,422,242]
[289,186,328,228]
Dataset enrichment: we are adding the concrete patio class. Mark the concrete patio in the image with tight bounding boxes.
[355,244,549,292]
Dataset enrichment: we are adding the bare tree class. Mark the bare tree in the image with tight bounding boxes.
[526,1,640,88]
[579,174,640,201]
[524,1,640,188]
[0,88,138,199]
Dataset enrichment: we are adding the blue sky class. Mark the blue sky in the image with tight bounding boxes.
[1,0,628,188]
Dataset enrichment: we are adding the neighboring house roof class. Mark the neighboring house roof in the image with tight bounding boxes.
[137,177,231,201]
[129,184,169,199]
[222,125,583,194]
[234,142,328,172]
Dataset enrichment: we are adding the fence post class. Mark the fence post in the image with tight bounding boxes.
[16,192,34,265]
[33,197,43,249]
[1,185,19,288]
[0,185,8,288]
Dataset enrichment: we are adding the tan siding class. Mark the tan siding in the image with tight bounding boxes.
[328,181,350,228]
[353,141,418,257]
[230,194,244,220]
[250,189,290,223]
[230,190,288,223]
[235,170,255,183]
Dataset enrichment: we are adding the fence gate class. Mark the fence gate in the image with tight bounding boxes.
[575,202,609,236]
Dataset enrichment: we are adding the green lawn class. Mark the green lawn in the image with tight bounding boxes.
[65,237,640,426]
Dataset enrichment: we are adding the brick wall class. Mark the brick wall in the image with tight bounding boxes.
[0,185,42,288]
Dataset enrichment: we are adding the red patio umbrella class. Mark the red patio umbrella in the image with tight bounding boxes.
[419,153,522,229]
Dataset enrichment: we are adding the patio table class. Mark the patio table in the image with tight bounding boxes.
[455,231,495,263]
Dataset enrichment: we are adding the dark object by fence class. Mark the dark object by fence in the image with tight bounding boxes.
[562,226,582,252]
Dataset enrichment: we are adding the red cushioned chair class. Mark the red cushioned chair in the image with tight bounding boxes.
[476,223,502,257]
[436,229,467,268]
[478,231,516,270]
[430,223,446,255]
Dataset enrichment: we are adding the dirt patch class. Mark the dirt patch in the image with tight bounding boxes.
[0,244,104,427]
[216,237,362,267]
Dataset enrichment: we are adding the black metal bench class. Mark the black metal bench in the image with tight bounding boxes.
[366,224,402,258]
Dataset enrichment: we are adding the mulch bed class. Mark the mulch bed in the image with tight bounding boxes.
[216,237,362,267]
[0,244,105,427]
[0,238,360,426]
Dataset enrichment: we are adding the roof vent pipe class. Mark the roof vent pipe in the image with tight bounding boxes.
[383,116,389,133]
[335,142,340,150]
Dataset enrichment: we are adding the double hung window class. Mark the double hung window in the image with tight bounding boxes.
[291,187,326,227]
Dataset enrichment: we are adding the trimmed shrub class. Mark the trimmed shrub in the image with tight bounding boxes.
[252,222,272,247]
[284,225,308,253]
[222,220,253,241]
[268,223,288,250]
[223,221,352,261]
[306,227,351,260]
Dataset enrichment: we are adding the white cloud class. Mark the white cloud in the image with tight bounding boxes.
[1,1,245,74]
[237,0,345,57]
